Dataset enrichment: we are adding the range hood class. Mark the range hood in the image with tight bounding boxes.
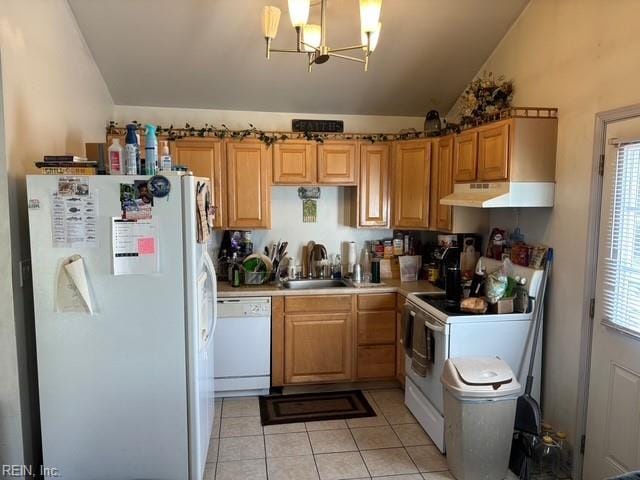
[440,182,555,208]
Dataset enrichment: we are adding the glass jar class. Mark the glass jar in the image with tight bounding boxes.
[536,435,561,477]
[554,431,572,476]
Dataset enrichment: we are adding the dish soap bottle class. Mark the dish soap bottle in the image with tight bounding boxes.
[159,140,172,171]
[145,124,158,175]
[230,253,241,288]
[124,124,139,175]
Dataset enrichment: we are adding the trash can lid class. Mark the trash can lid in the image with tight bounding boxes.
[441,356,521,399]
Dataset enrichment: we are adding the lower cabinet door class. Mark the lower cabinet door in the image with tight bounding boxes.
[357,345,396,379]
[285,313,352,384]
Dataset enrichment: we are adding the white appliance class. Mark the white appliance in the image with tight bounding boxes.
[214,297,271,397]
[403,258,543,453]
[26,173,217,480]
[440,181,555,208]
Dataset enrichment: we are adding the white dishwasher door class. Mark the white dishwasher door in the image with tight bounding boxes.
[214,297,271,397]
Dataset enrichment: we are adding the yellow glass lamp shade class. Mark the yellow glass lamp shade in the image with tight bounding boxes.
[288,0,310,27]
[361,22,381,51]
[302,24,321,52]
[359,0,382,33]
[262,6,281,39]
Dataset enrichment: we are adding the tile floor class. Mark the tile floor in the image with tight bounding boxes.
[205,388,516,480]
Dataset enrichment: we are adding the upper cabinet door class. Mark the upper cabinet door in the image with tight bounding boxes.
[453,131,478,182]
[392,140,431,229]
[226,141,271,229]
[272,141,317,184]
[477,121,510,181]
[434,135,454,231]
[173,138,226,229]
[359,143,390,228]
[317,141,358,185]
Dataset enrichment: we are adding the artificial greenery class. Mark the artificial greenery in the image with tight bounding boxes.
[107,121,448,146]
[459,72,514,126]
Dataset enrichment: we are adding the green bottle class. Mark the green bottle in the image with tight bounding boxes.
[231,252,241,288]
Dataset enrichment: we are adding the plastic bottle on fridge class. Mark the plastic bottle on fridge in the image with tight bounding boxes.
[108,138,123,175]
[159,140,172,171]
[124,124,139,175]
[145,124,158,175]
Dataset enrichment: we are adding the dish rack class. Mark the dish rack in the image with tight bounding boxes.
[240,265,270,285]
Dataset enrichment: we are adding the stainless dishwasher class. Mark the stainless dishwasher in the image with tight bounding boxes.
[214,297,271,397]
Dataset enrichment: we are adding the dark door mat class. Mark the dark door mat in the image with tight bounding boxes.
[259,390,376,426]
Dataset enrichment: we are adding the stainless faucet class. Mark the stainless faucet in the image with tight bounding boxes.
[307,244,328,279]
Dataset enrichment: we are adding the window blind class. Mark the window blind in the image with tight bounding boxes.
[602,141,640,334]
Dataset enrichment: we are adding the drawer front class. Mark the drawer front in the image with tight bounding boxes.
[358,293,396,311]
[357,345,396,379]
[357,311,396,345]
[285,295,353,313]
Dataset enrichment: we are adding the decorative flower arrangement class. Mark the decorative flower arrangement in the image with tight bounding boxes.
[459,72,514,126]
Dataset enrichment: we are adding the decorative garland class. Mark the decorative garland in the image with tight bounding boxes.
[107,121,460,147]
[106,106,556,147]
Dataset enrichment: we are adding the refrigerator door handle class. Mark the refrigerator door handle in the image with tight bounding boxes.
[202,250,217,341]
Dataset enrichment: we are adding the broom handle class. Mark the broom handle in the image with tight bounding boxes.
[525,248,553,394]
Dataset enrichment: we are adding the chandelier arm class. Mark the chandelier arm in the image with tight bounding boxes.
[270,48,307,54]
[328,44,368,54]
[328,52,366,64]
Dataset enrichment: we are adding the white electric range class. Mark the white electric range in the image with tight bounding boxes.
[403,258,544,453]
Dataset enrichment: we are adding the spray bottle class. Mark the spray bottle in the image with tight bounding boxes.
[145,124,158,175]
[124,124,139,175]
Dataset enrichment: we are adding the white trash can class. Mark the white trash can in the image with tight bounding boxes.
[441,356,521,480]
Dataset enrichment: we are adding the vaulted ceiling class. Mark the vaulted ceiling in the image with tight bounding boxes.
[69,0,528,116]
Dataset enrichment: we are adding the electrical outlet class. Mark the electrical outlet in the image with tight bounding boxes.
[19,259,31,288]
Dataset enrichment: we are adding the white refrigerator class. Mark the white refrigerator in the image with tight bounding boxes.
[26,173,217,480]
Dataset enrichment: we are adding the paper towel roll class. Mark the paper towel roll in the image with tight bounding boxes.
[342,241,357,274]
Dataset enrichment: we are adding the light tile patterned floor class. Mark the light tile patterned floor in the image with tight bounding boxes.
[205,388,518,480]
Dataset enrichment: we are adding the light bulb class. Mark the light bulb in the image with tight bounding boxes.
[262,6,281,39]
[361,22,381,51]
[302,24,321,52]
[360,0,382,33]
[288,0,310,27]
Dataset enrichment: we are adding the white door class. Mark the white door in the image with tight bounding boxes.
[584,117,640,479]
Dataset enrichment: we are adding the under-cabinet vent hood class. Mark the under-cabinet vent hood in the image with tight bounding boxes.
[440,182,555,208]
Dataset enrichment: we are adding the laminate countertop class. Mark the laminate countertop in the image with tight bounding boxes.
[217,278,443,298]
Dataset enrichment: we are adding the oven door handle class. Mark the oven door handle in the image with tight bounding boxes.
[424,317,444,333]
[409,310,445,333]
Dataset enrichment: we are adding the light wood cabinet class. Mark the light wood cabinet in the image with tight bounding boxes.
[358,143,390,227]
[396,294,406,386]
[392,140,432,229]
[285,313,353,384]
[356,293,396,380]
[453,131,478,182]
[317,141,358,185]
[357,346,396,379]
[430,135,454,232]
[226,140,271,229]
[477,121,510,181]
[272,141,317,184]
[173,138,226,228]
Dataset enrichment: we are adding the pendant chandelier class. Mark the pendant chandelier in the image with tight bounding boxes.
[261,0,382,72]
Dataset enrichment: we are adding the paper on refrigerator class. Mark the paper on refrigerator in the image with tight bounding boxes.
[56,255,95,314]
[111,217,159,275]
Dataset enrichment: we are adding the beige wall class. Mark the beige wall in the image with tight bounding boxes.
[0,0,113,465]
[449,0,640,463]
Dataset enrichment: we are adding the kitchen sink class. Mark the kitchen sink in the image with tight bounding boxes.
[281,279,349,290]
